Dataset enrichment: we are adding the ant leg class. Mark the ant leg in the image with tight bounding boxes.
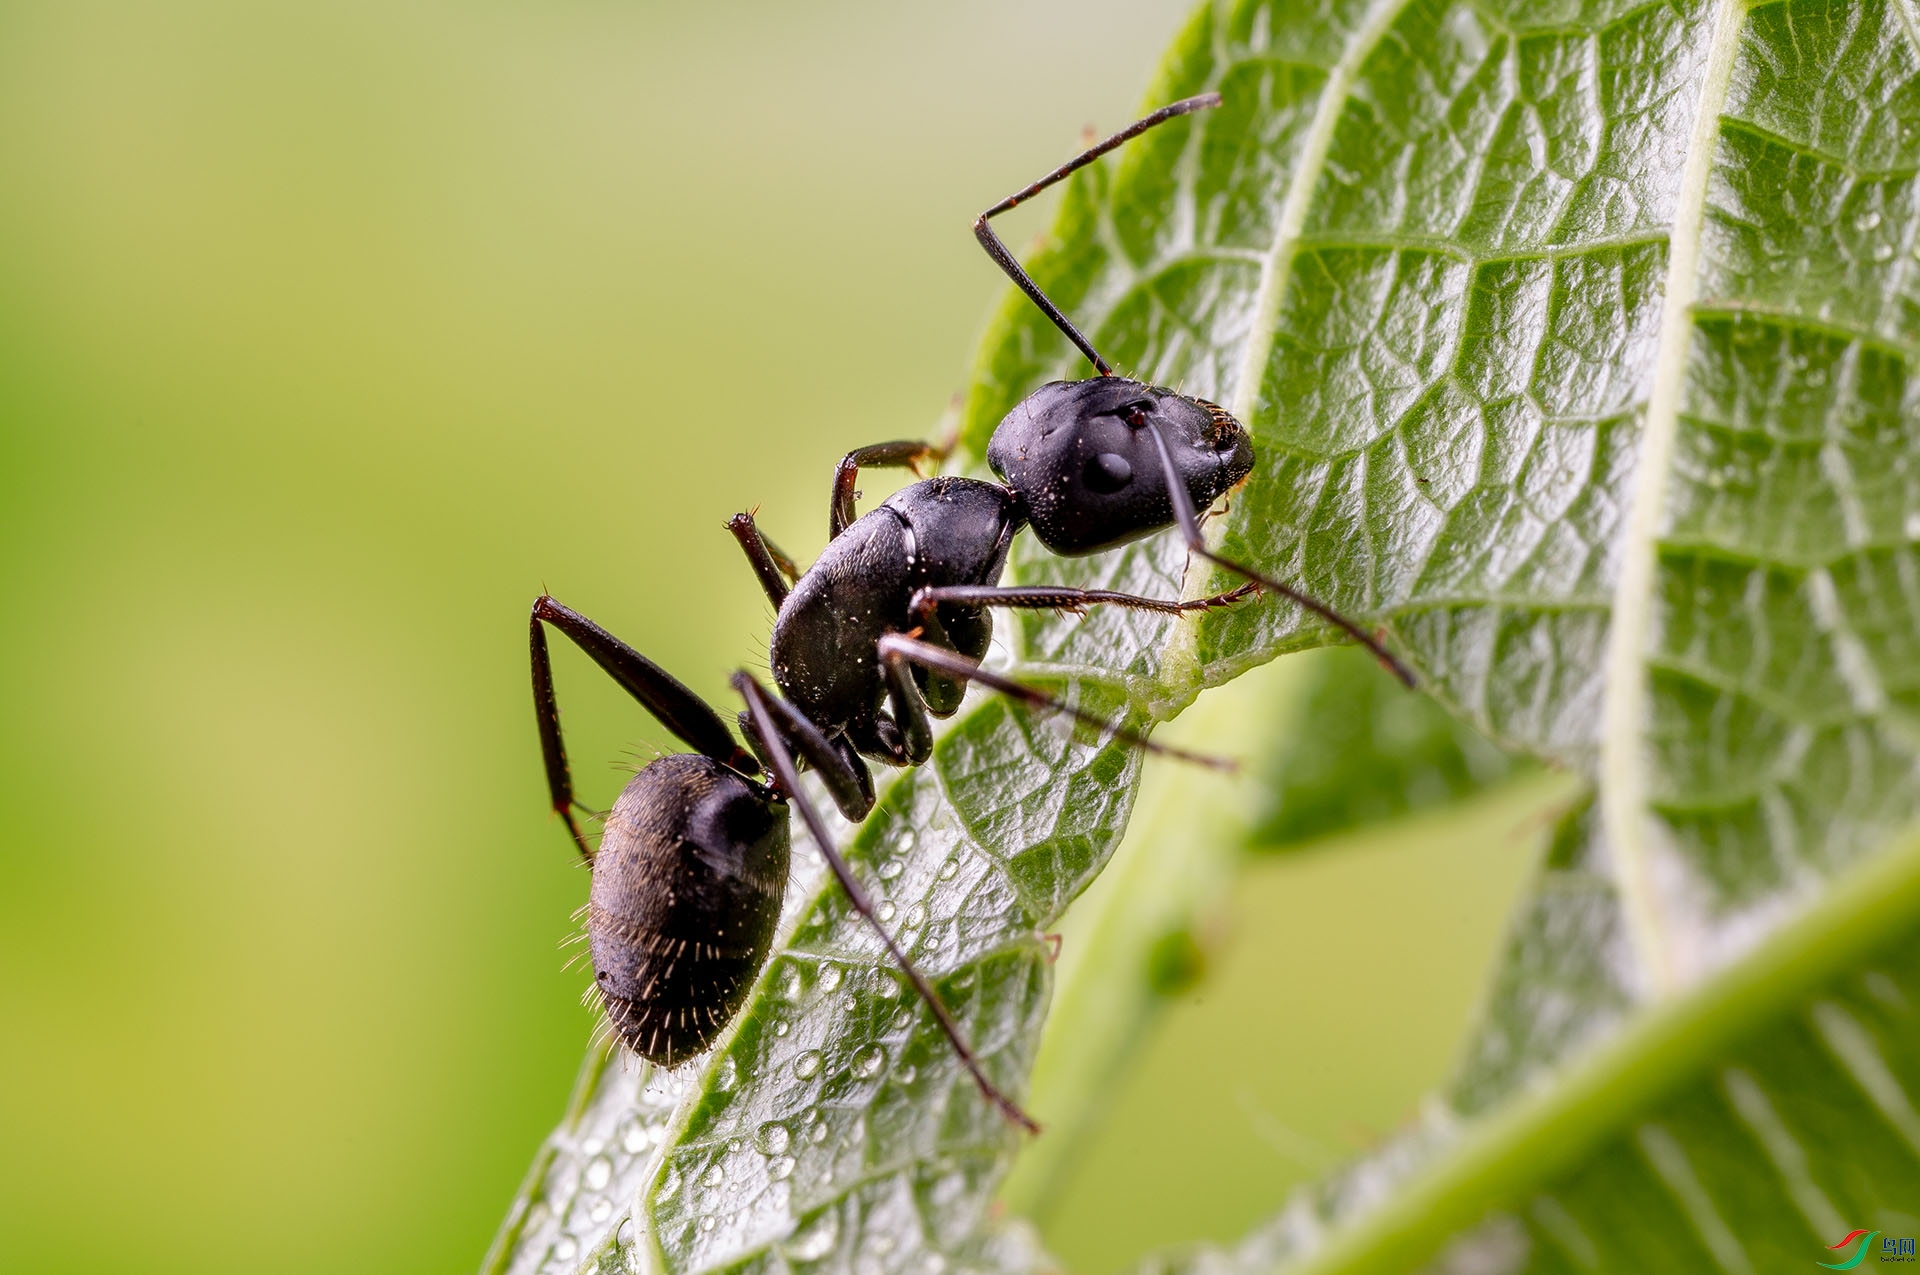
[882,651,935,766]
[530,595,760,861]
[908,582,1256,624]
[736,684,875,822]
[1140,423,1418,689]
[975,94,1221,377]
[733,672,1041,1135]
[831,440,945,540]
[727,511,797,608]
[876,633,1233,772]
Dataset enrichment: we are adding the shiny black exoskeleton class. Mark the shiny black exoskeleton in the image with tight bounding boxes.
[525,93,1412,1135]
[739,378,1258,818]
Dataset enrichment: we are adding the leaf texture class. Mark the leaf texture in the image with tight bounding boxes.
[489,0,1920,1271]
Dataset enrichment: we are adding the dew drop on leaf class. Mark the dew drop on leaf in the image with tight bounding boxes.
[877,858,904,881]
[853,1045,886,1078]
[584,1156,613,1191]
[755,1121,792,1156]
[767,1155,796,1181]
[792,1050,824,1080]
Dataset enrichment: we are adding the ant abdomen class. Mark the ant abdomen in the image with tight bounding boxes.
[587,754,790,1066]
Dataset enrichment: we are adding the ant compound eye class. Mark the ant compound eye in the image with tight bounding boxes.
[1082,452,1133,494]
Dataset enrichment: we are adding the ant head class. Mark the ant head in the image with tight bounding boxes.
[987,376,1253,556]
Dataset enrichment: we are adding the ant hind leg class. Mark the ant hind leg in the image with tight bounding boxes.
[733,671,1041,1135]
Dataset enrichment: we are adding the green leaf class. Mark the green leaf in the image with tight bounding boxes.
[489,0,1920,1270]
[1247,646,1528,852]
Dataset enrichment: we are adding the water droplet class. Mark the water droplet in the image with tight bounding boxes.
[1856,209,1883,231]
[756,1121,792,1156]
[773,1018,791,1037]
[853,1045,886,1078]
[876,900,897,922]
[897,830,916,853]
[702,1163,726,1188]
[785,1212,838,1260]
[781,964,805,1000]
[809,1119,829,1144]
[581,1135,606,1157]
[937,858,958,881]
[890,1007,912,1032]
[897,1062,917,1084]
[877,859,904,880]
[818,964,843,993]
[726,1138,743,1157]
[874,977,900,1000]
[793,1050,824,1080]
[589,1196,614,1223]
[1904,511,1920,539]
[905,903,927,928]
[699,1216,717,1233]
[1874,241,1896,262]
[767,1155,796,1181]
[584,1156,613,1191]
[621,1120,649,1154]
[553,1237,578,1262]
[841,993,859,1014]
[712,1056,739,1092]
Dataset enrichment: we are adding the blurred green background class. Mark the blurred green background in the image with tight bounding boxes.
[0,3,1549,1271]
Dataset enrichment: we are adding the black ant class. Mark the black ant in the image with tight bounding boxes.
[527,93,1414,1135]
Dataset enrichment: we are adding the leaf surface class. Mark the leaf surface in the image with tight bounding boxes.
[489,0,1920,1270]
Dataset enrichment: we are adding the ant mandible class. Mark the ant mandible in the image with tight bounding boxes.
[527,93,1415,1135]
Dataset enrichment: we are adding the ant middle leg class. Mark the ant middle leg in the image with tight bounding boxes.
[876,633,1233,772]
[831,440,946,539]
[908,581,1256,626]
[734,681,876,823]
[529,594,760,861]
[732,672,1041,1135]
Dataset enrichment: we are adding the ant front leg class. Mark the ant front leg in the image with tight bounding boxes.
[830,440,946,540]
[733,672,1041,1135]
[727,511,800,608]
[529,595,759,861]
[1139,422,1419,689]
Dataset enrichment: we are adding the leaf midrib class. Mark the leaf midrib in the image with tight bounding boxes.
[1595,0,1747,1004]
[1283,811,1920,1275]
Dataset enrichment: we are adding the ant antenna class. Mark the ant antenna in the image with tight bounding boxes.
[974,93,1222,377]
